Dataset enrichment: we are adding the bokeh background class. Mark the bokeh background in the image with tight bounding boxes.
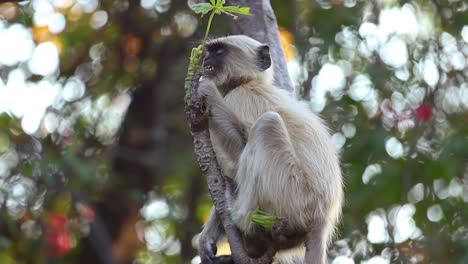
[0,0,467,263]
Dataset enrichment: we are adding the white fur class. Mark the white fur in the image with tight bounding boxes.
[199,35,343,264]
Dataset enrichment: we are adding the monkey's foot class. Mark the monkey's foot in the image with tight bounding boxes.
[271,219,289,246]
[271,219,306,250]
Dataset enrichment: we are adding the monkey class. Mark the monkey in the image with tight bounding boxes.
[196,35,343,264]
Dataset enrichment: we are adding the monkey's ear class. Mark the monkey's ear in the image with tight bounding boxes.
[257,45,271,72]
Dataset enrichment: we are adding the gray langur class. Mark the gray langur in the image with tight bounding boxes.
[196,35,343,264]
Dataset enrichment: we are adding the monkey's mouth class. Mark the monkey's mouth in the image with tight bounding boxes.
[204,65,215,73]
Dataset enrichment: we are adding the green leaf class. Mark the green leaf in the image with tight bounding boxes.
[247,209,281,231]
[215,0,225,7]
[191,3,214,15]
[209,0,216,5]
[222,6,250,15]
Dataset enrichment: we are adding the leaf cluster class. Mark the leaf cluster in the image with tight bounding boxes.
[191,0,250,47]
[192,0,250,20]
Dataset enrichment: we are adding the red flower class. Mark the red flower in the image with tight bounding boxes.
[47,213,72,257]
[47,230,72,257]
[50,213,67,230]
[416,103,432,122]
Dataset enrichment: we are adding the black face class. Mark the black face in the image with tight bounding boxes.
[202,42,228,77]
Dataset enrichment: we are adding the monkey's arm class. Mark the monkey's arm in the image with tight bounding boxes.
[198,78,248,161]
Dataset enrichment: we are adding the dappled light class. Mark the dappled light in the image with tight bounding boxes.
[0,0,466,263]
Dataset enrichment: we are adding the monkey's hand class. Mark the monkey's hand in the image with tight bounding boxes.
[198,77,223,109]
[198,235,234,264]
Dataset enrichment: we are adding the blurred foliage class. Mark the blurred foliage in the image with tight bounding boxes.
[0,0,467,264]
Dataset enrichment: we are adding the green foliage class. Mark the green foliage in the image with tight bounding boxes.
[184,45,203,103]
[191,0,251,18]
[191,0,250,45]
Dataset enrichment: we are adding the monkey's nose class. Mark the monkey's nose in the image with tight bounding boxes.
[203,56,215,66]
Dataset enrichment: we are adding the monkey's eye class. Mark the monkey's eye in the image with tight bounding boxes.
[216,48,224,56]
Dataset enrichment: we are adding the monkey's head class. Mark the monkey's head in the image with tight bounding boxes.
[202,35,273,91]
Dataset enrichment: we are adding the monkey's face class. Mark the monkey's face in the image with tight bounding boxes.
[202,36,272,89]
[202,41,227,80]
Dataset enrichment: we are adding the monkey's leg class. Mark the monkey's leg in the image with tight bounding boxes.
[198,210,233,264]
[232,111,299,233]
[304,225,327,264]
[234,112,321,258]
